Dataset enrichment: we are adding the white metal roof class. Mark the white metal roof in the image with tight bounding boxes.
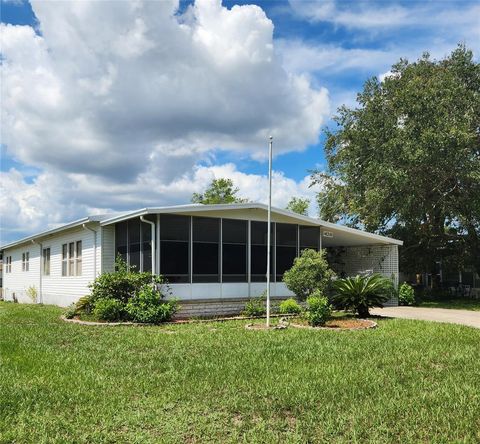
[1,203,403,250]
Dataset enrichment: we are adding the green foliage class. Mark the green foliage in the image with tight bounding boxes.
[398,282,415,306]
[312,45,480,279]
[75,295,94,314]
[305,291,332,326]
[63,303,77,319]
[279,298,302,315]
[93,298,126,322]
[332,274,394,317]
[286,197,310,216]
[191,178,248,204]
[282,249,335,301]
[89,255,164,304]
[243,294,266,317]
[125,285,178,324]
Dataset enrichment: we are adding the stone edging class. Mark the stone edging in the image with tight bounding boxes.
[60,313,294,327]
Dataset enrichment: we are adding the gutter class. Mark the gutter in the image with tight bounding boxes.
[82,224,97,280]
[31,239,42,304]
[140,216,155,274]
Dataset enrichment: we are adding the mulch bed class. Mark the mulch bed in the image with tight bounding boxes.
[290,318,377,330]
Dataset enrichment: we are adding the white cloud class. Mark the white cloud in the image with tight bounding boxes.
[0,164,319,243]
[1,0,329,183]
[288,0,480,31]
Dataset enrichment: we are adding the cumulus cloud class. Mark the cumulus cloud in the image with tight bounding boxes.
[1,0,329,183]
[0,164,319,243]
[0,0,329,241]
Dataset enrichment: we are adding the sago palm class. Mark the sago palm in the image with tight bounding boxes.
[332,274,394,317]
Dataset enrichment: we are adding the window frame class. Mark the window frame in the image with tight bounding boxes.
[22,252,30,272]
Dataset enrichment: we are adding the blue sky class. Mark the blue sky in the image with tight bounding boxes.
[1,0,478,242]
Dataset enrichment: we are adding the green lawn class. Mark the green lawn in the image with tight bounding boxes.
[419,298,480,311]
[1,303,479,443]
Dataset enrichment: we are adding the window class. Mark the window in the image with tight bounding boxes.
[250,221,274,282]
[42,248,51,276]
[5,256,12,273]
[76,241,82,276]
[222,219,247,283]
[192,217,220,283]
[276,223,297,280]
[62,241,82,276]
[160,215,190,283]
[22,252,29,272]
[300,226,320,252]
[62,244,68,276]
[68,242,75,276]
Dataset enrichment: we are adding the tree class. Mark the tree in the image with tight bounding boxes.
[286,197,310,215]
[191,178,248,204]
[312,45,480,282]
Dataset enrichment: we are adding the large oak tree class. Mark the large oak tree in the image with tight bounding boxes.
[312,45,480,282]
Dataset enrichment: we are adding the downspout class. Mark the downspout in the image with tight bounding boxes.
[83,224,97,280]
[140,216,155,274]
[31,239,42,304]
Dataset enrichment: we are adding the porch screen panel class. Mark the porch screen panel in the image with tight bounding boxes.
[192,217,220,283]
[141,218,152,273]
[128,218,141,271]
[250,221,274,282]
[300,226,320,252]
[276,223,297,280]
[160,215,190,283]
[222,219,247,282]
[115,221,128,265]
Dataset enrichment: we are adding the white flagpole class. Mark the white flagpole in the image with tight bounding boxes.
[266,136,273,327]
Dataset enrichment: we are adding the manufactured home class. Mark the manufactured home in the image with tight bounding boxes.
[1,203,403,316]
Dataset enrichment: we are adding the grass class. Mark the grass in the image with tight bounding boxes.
[419,297,480,311]
[1,302,479,443]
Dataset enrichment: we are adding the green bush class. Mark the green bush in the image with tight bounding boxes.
[398,282,415,305]
[283,249,335,301]
[125,285,178,324]
[88,255,165,304]
[243,294,266,317]
[305,291,332,326]
[63,303,77,319]
[93,298,126,322]
[75,295,94,314]
[279,298,302,315]
[332,274,394,317]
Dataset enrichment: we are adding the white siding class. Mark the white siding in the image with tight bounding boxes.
[101,225,115,273]
[3,224,100,307]
[1,244,41,303]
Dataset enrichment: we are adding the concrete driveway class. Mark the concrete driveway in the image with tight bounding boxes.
[371,306,480,329]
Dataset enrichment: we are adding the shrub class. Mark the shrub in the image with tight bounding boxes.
[26,286,38,304]
[243,294,266,317]
[93,298,126,322]
[305,291,332,326]
[398,282,415,306]
[279,298,302,315]
[88,255,164,304]
[125,285,178,324]
[332,274,394,317]
[75,295,94,314]
[283,249,335,301]
[64,303,77,319]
